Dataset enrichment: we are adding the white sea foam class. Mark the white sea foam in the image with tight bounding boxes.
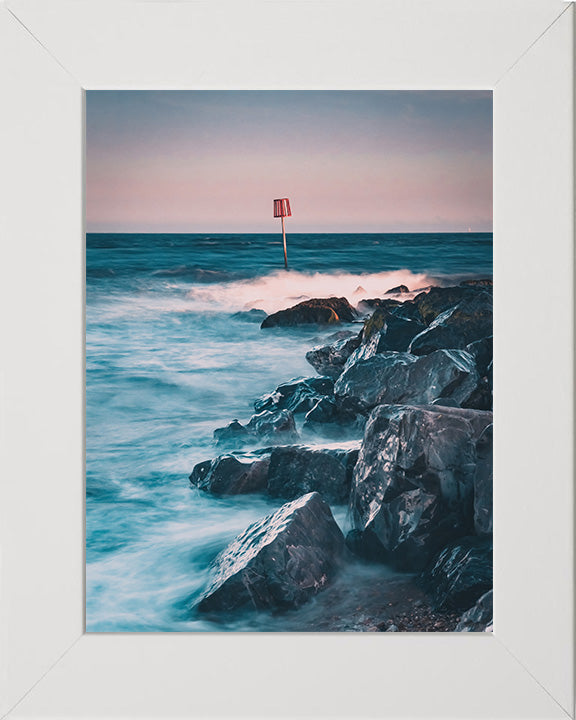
[184,268,433,315]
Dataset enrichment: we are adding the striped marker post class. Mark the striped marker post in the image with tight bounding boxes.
[273,197,291,270]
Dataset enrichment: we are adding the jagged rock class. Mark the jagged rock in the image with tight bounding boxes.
[465,336,493,378]
[408,291,493,355]
[460,278,493,288]
[473,424,493,535]
[306,333,362,379]
[335,352,416,407]
[349,405,493,570]
[303,395,369,438]
[247,409,299,443]
[455,590,493,631]
[254,376,334,414]
[348,312,426,363]
[231,308,267,323]
[266,445,358,503]
[361,305,402,341]
[261,297,357,328]
[190,444,358,502]
[189,455,270,495]
[335,349,480,409]
[197,492,346,612]
[412,285,487,325]
[213,420,250,447]
[356,297,402,315]
[385,284,409,294]
[214,409,299,448]
[420,536,492,611]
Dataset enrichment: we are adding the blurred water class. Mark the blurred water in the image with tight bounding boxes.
[86,232,492,631]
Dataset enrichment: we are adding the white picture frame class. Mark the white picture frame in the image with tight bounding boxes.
[0,0,573,717]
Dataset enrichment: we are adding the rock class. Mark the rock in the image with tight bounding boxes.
[189,455,270,495]
[386,284,410,294]
[455,590,493,631]
[460,278,493,288]
[254,376,334,414]
[361,305,401,341]
[356,297,402,315]
[247,409,299,443]
[231,308,267,322]
[335,349,481,409]
[261,297,357,328]
[412,285,487,325]
[305,333,362,379]
[465,336,493,378]
[473,424,493,535]
[376,315,426,352]
[335,352,417,407]
[349,405,493,570]
[303,395,369,438]
[266,445,358,504]
[214,409,299,448]
[197,492,346,612]
[408,291,493,355]
[386,624,399,632]
[213,419,251,447]
[348,313,426,362]
[420,536,492,611]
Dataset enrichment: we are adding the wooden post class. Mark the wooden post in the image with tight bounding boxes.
[281,216,288,270]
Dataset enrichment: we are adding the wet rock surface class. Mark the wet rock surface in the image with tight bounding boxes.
[455,589,493,631]
[197,492,346,612]
[473,424,493,535]
[350,404,493,570]
[335,349,482,409]
[190,444,359,502]
[214,409,299,448]
[305,333,362,379]
[261,297,357,328]
[189,455,270,496]
[254,376,334,414]
[420,536,493,611]
[408,291,493,355]
[303,395,369,437]
[266,445,358,503]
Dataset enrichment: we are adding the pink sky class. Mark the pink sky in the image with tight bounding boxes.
[86,91,492,233]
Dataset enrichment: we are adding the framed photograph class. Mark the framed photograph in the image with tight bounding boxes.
[1,0,573,718]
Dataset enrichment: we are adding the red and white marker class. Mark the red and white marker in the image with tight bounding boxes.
[273,198,291,270]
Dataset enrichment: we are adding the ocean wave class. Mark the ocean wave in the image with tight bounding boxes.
[184,268,434,314]
[151,265,237,282]
[88,268,458,321]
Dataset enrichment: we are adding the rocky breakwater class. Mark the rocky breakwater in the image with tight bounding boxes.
[191,283,493,628]
[197,492,346,612]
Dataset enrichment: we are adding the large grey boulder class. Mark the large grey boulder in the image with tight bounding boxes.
[197,492,346,612]
[305,333,361,379]
[335,349,481,409]
[408,291,493,355]
[473,424,493,535]
[455,589,493,632]
[190,444,359,502]
[254,376,334,414]
[420,536,493,611]
[189,455,270,496]
[411,285,488,325]
[266,445,358,504]
[349,404,493,570]
[335,352,417,407]
[214,409,299,448]
[261,297,357,328]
